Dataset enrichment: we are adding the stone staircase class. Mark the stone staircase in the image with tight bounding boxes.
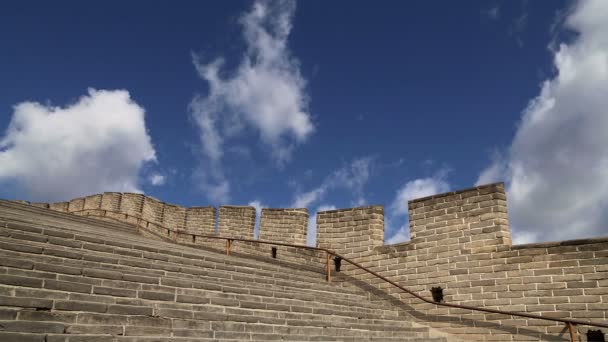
[0,200,449,341]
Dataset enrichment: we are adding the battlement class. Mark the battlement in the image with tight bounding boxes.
[8,182,608,341]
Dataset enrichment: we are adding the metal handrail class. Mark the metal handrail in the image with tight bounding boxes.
[72,209,608,342]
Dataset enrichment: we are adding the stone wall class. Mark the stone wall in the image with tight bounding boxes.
[217,206,256,239]
[259,208,308,245]
[20,182,608,341]
[49,201,68,212]
[100,192,121,211]
[185,207,216,235]
[83,194,102,210]
[68,197,84,212]
[142,196,164,224]
[162,204,186,231]
[317,206,384,257]
[120,193,144,217]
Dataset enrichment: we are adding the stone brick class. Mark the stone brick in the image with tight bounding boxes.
[0,321,65,333]
[0,275,43,288]
[0,296,53,309]
[54,300,107,313]
[44,280,91,294]
[107,304,152,316]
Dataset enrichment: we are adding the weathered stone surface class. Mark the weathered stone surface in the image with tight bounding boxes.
[259,208,308,245]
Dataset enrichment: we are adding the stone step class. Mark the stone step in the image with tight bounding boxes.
[0,220,370,302]
[0,217,352,294]
[0,204,450,341]
[0,232,388,317]
[0,246,413,327]
[0,203,354,288]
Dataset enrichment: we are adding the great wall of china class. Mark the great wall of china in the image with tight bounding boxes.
[1,182,607,341]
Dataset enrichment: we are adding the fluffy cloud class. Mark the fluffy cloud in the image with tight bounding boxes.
[248,199,265,239]
[148,173,166,186]
[0,88,157,202]
[292,157,373,208]
[476,0,608,243]
[386,173,450,244]
[190,0,313,202]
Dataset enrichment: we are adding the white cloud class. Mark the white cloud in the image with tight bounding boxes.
[190,0,313,202]
[476,0,608,243]
[292,157,373,208]
[485,6,500,20]
[248,200,265,239]
[389,174,450,217]
[386,229,409,245]
[0,88,157,202]
[293,187,326,208]
[307,204,336,247]
[386,172,450,244]
[148,173,166,186]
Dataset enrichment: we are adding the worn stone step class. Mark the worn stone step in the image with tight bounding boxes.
[0,226,377,308]
[0,204,452,341]
[0,232,354,304]
[0,204,352,293]
[0,219,355,296]
[0,248,398,322]
[0,222,410,324]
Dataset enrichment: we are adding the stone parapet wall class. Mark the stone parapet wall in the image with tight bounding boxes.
[142,196,164,224]
[185,207,216,235]
[83,194,102,210]
[217,206,256,239]
[18,182,608,341]
[100,192,121,211]
[68,197,85,212]
[120,193,144,217]
[163,204,186,231]
[49,201,69,212]
[259,208,308,245]
[317,205,384,257]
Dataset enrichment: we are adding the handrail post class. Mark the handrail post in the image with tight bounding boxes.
[568,322,576,342]
[226,239,231,256]
[326,252,331,282]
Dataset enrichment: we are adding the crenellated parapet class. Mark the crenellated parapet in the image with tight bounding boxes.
[11,181,608,341]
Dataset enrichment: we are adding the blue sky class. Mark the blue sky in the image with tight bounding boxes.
[2,0,607,245]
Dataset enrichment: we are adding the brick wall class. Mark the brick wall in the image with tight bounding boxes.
[409,182,511,248]
[185,207,216,235]
[217,206,256,239]
[142,196,164,224]
[100,192,121,211]
[67,197,85,212]
[25,183,608,341]
[162,204,186,231]
[30,203,49,209]
[83,194,102,210]
[259,208,308,245]
[120,193,144,217]
[49,202,69,212]
[317,206,384,258]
